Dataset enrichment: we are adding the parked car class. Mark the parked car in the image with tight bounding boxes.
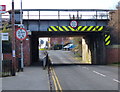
[63,44,76,50]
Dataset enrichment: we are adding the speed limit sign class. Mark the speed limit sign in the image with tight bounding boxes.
[15,28,28,41]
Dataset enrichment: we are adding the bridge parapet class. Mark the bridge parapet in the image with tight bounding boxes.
[8,9,111,46]
[8,9,111,23]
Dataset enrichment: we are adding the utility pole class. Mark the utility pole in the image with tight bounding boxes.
[11,0,16,76]
[0,13,2,75]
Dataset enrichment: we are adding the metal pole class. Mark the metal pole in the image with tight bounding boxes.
[21,42,24,71]
[58,11,60,31]
[20,0,23,25]
[0,14,2,76]
[20,0,24,71]
[39,11,40,31]
[11,0,16,76]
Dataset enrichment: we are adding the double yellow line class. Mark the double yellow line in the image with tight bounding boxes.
[50,67,63,92]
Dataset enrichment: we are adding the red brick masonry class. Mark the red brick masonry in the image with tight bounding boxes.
[106,47,120,64]
[3,53,12,60]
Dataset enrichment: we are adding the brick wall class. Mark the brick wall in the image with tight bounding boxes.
[3,53,12,60]
[15,37,31,66]
[106,45,120,64]
[15,26,31,66]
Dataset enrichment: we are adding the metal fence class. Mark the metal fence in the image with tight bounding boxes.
[2,60,12,77]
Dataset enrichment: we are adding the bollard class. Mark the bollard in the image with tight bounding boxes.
[17,58,21,72]
[11,66,15,76]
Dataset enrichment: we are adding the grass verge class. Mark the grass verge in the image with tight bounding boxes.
[109,62,120,67]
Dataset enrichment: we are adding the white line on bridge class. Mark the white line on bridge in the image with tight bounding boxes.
[93,71,106,77]
[113,79,120,83]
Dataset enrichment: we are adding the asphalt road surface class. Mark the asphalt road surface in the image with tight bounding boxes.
[48,50,80,64]
[48,50,119,91]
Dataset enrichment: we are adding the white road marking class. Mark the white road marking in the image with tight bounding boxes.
[93,71,106,77]
[113,79,120,83]
[82,67,89,70]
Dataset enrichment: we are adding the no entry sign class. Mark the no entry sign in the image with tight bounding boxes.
[15,28,28,41]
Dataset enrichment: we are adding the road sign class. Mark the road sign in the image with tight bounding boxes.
[40,40,44,44]
[70,20,78,28]
[0,5,6,11]
[0,5,6,14]
[1,33,9,41]
[15,28,28,41]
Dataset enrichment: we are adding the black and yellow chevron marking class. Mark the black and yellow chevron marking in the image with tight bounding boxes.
[105,34,111,46]
[48,26,104,32]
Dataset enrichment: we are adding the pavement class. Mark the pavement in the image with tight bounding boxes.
[2,66,49,90]
[1,50,120,91]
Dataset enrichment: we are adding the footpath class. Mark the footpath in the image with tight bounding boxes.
[2,65,49,90]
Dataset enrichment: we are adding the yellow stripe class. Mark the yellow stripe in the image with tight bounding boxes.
[62,26,69,31]
[87,26,94,31]
[68,26,76,31]
[105,35,107,37]
[77,26,82,31]
[106,41,110,45]
[92,26,101,31]
[56,26,64,31]
[48,28,52,31]
[98,26,103,31]
[96,26,99,31]
[92,26,97,31]
[105,35,110,42]
[51,26,58,31]
[52,76,58,91]
[52,67,63,91]
[81,26,88,31]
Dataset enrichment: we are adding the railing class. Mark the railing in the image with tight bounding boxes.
[23,10,110,20]
[8,9,112,21]
[2,60,12,77]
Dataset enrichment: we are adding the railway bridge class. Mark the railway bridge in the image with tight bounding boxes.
[9,9,111,65]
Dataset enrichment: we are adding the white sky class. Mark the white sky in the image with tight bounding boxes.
[0,0,120,11]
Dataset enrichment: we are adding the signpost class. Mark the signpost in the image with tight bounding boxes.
[0,5,6,14]
[0,5,6,11]
[15,28,27,41]
[15,28,27,71]
[1,33,9,41]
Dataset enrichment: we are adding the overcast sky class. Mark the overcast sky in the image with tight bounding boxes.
[1,0,120,11]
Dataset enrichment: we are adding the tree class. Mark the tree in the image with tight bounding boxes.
[108,4,120,44]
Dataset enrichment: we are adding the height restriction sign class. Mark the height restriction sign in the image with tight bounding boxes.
[15,28,28,41]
